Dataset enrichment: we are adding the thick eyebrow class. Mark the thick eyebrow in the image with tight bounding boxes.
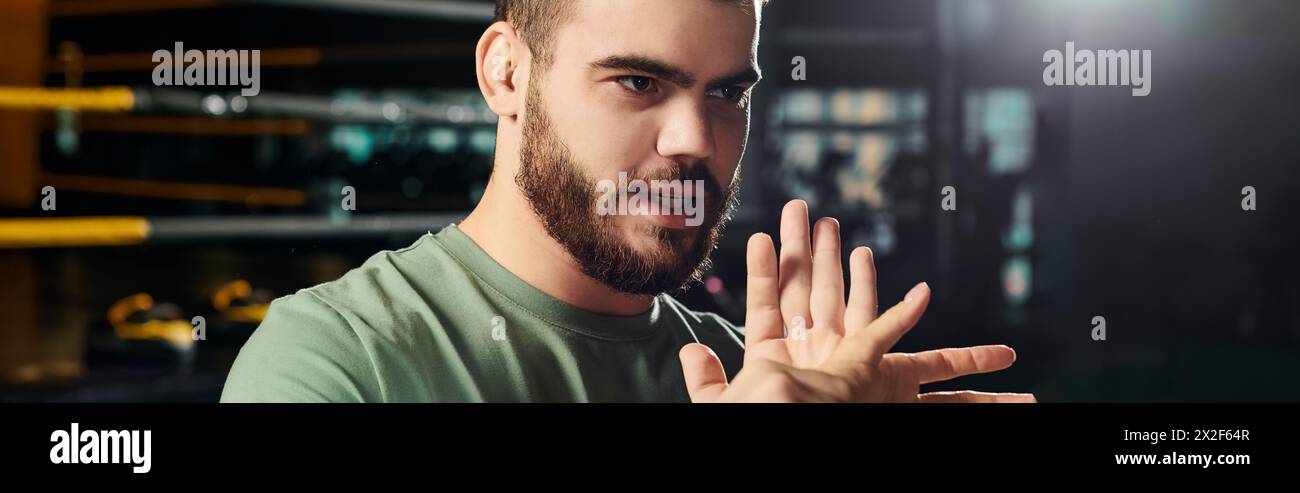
[709,66,762,89]
[590,55,696,87]
[590,54,763,89]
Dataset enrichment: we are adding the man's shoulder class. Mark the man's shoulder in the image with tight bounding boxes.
[221,235,452,402]
[221,287,381,402]
[302,233,443,312]
[262,232,457,356]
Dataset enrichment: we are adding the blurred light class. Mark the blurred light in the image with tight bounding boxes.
[427,128,459,153]
[1003,187,1035,251]
[965,89,1034,175]
[829,89,857,124]
[775,87,926,211]
[381,102,403,122]
[55,110,79,156]
[783,131,821,170]
[838,133,892,208]
[229,95,249,113]
[202,94,227,116]
[779,89,824,123]
[330,125,374,164]
[446,105,469,123]
[1002,256,1032,305]
[1004,223,1034,252]
[860,90,891,124]
[705,276,723,295]
[468,130,497,155]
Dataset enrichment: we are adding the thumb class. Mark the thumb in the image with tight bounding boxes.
[679,343,728,402]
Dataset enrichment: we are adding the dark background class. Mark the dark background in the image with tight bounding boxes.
[1,0,1297,402]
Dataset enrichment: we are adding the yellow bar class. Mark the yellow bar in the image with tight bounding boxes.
[42,173,307,207]
[0,86,134,112]
[0,217,151,248]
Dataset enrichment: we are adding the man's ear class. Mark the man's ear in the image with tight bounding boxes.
[476,21,526,118]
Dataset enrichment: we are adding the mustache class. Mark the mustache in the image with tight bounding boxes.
[624,161,725,200]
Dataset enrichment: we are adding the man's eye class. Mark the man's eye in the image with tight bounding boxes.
[708,86,748,102]
[616,76,657,94]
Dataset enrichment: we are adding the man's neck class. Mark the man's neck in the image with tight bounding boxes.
[458,175,655,317]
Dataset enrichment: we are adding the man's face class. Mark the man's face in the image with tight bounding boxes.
[515,0,761,295]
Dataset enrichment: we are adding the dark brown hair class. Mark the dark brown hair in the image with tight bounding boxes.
[494,0,766,70]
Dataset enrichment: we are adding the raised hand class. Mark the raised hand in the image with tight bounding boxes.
[679,200,1036,403]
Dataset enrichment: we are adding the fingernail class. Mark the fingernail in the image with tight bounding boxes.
[905,282,929,302]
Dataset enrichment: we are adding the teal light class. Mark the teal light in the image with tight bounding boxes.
[331,126,374,164]
[468,130,497,155]
[427,128,459,154]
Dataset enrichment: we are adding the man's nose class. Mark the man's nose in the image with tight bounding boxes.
[655,99,715,163]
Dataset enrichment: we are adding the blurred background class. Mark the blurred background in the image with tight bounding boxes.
[0,0,1297,402]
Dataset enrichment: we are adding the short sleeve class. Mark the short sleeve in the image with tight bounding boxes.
[220,292,385,403]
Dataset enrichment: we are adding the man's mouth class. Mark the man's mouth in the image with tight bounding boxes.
[647,189,703,211]
[595,170,713,229]
[646,194,705,231]
[644,207,693,229]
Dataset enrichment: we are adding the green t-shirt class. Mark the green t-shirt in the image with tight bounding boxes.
[220,224,745,402]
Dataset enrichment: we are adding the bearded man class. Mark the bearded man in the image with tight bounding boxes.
[222,0,1033,404]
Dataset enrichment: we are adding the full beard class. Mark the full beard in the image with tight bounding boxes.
[514,84,739,296]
